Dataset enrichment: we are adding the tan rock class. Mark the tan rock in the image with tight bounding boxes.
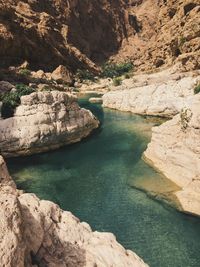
[0,91,99,157]
[31,70,47,79]
[144,98,200,216]
[0,1,199,72]
[0,192,25,267]
[18,60,29,69]
[89,97,103,104]
[51,65,74,84]
[103,70,200,117]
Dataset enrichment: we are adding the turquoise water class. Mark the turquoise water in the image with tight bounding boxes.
[8,95,200,267]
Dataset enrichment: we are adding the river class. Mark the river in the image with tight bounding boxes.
[8,94,200,267]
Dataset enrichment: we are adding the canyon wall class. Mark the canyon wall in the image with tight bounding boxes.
[0,0,199,72]
[0,0,131,71]
[117,0,200,71]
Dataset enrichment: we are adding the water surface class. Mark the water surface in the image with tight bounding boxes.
[8,95,200,267]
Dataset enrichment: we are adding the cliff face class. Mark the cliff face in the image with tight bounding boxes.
[0,155,149,267]
[115,0,200,71]
[0,91,99,157]
[0,0,199,72]
[0,0,131,71]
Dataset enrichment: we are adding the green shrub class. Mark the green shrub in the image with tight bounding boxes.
[15,84,35,96]
[19,68,31,76]
[101,62,133,78]
[194,83,200,94]
[1,84,35,118]
[113,77,122,86]
[1,92,19,118]
[76,69,95,81]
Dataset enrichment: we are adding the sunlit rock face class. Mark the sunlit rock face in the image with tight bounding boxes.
[103,73,200,118]
[0,0,130,71]
[0,0,199,72]
[0,91,99,157]
[144,96,200,216]
[0,155,149,267]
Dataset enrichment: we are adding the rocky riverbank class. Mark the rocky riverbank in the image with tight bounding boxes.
[144,99,200,216]
[0,91,99,157]
[103,69,200,117]
[0,155,148,267]
[102,69,200,216]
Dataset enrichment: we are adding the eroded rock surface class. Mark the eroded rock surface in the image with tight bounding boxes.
[0,91,99,157]
[144,97,200,216]
[0,156,148,267]
[0,0,199,72]
[103,71,200,117]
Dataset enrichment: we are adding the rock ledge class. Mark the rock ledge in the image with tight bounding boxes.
[0,91,99,157]
[0,156,148,267]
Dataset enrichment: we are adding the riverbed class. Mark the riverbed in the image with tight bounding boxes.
[8,95,200,267]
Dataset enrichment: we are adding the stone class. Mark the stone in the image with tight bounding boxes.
[89,97,103,104]
[31,70,47,79]
[103,70,200,118]
[144,96,200,216]
[0,155,149,267]
[0,81,15,93]
[0,1,199,72]
[51,65,74,85]
[18,60,29,69]
[79,78,112,94]
[0,91,99,157]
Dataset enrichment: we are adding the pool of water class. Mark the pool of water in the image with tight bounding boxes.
[8,95,200,267]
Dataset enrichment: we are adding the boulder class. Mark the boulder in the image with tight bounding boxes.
[0,81,15,93]
[51,65,74,85]
[89,97,103,104]
[31,70,47,79]
[0,91,99,157]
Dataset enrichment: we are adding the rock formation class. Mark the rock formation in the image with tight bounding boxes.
[144,98,200,216]
[103,70,200,117]
[0,0,130,71]
[0,155,148,267]
[0,0,199,72]
[0,91,99,157]
[114,0,200,72]
[103,69,200,216]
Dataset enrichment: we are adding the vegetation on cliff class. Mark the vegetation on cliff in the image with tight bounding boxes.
[0,84,35,118]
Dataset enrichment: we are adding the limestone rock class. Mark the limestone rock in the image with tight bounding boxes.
[144,97,200,216]
[0,155,149,267]
[0,192,25,267]
[51,65,73,85]
[103,71,200,117]
[89,97,103,104]
[31,70,47,80]
[0,91,99,157]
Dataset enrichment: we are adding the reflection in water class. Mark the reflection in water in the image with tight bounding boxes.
[8,95,200,267]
